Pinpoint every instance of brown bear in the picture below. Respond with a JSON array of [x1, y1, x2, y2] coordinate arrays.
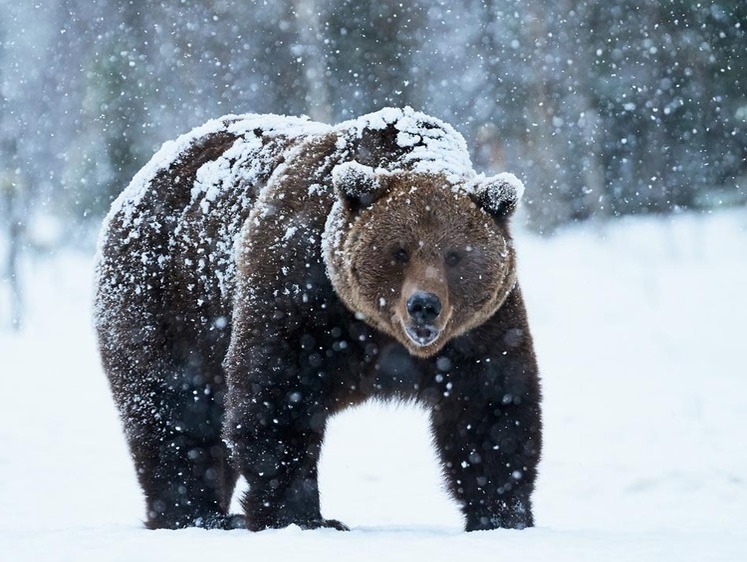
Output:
[[95, 107, 542, 532]]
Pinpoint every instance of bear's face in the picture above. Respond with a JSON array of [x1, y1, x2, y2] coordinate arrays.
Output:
[[324, 163, 522, 358]]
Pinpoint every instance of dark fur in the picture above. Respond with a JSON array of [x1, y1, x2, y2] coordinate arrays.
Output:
[[96, 112, 541, 532]]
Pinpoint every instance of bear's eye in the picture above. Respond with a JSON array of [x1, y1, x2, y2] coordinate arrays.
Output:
[[393, 248, 410, 264], [445, 251, 461, 267]]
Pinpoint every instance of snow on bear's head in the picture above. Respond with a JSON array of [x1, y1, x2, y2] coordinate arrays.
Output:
[[323, 161, 523, 358]]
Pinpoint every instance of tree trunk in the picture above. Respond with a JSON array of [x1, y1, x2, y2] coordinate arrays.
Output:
[[1, 169, 24, 331], [294, 0, 332, 123]]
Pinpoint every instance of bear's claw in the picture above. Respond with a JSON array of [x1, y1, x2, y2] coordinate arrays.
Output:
[[298, 518, 350, 531]]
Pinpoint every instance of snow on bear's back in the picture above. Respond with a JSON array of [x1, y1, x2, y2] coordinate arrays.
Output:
[[102, 113, 330, 236], [99, 107, 474, 254], [94, 114, 333, 329], [335, 106, 476, 186]]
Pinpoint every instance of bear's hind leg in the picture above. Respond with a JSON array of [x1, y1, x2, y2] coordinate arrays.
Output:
[[134, 424, 241, 530], [113, 359, 242, 530]]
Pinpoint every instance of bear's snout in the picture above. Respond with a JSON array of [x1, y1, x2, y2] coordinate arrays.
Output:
[[403, 291, 443, 347], [407, 291, 442, 325]]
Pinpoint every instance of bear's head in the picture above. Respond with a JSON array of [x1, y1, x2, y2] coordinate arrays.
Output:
[[323, 161, 523, 358]]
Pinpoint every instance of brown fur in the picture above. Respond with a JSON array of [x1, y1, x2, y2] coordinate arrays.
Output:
[[95, 109, 541, 532], [326, 172, 517, 358]]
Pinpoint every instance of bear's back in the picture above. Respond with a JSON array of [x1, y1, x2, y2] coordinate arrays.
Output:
[[95, 114, 332, 365]]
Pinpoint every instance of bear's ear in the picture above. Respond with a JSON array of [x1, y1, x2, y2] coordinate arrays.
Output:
[[470, 172, 525, 219], [332, 161, 389, 212]]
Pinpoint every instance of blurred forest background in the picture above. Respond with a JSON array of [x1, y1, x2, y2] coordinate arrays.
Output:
[[0, 0, 745, 328]]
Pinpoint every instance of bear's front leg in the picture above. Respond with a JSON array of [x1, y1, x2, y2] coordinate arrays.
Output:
[[230, 402, 347, 531], [224, 343, 348, 531], [429, 364, 542, 531]]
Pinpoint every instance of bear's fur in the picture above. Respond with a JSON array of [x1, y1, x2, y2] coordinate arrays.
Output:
[[95, 108, 541, 532]]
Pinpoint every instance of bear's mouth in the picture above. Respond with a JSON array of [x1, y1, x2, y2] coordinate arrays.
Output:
[[403, 324, 440, 347]]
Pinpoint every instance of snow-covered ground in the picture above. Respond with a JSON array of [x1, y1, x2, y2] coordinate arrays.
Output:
[[1, 209, 746, 561]]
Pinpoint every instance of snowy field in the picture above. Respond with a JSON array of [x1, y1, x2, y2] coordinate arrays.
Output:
[[1, 209, 746, 561]]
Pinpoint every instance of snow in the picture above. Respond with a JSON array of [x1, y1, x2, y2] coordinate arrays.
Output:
[[468, 171, 525, 214], [337, 106, 475, 184], [486, 171, 525, 203], [331, 161, 383, 198], [110, 107, 473, 241], [2, 209, 747, 561], [102, 112, 329, 237]]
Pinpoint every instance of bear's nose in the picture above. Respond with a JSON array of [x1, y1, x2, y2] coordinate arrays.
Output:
[[407, 292, 442, 325]]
